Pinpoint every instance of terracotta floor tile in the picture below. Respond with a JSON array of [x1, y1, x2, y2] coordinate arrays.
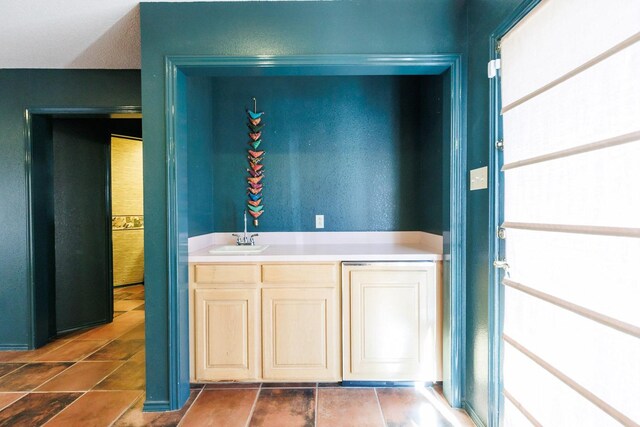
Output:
[[76, 322, 137, 341], [113, 389, 199, 427], [114, 300, 145, 312], [118, 323, 145, 341], [130, 350, 145, 363], [113, 310, 145, 325], [0, 363, 72, 392], [0, 393, 26, 410], [0, 340, 70, 363], [261, 382, 316, 388], [84, 339, 144, 361], [317, 388, 384, 427], [94, 359, 145, 390], [250, 388, 315, 427], [0, 392, 80, 427], [43, 390, 141, 427], [36, 361, 123, 392], [180, 389, 257, 427], [114, 311, 126, 318], [376, 388, 453, 427], [205, 382, 261, 389], [0, 364, 25, 379], [35, 340, 108, 362]]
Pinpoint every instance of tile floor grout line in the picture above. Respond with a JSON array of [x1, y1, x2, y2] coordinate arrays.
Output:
[[0, 363, 26, 382], [24, 361, 77, 392], [0, 392, 27, 412], [373, 388, 388, 427], [106, 389, 145, 427], [314, 383, 319, 427], [39, 390, 89, 426], [244, 385, 262, 427], [177, 386, 206, 426]]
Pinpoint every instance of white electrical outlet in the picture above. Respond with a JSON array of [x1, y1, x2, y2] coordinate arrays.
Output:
[[315, 214, 324, 229], [470, 166, 488, 191]]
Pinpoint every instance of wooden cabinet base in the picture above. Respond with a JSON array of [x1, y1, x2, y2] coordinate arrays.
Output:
[[194, 288, 260, 381], [342, 262, 442, 382], [262, 287, 340, 381]]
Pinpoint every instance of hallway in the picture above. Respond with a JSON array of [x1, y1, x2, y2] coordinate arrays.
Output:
[[0, 285, 473, 426]]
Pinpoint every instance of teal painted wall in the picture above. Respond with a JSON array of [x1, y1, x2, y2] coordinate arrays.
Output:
[[186, 75, 444, 236], [0, 70, 141, 348], [141, 0, 465, 409], [465, 0, 522, 424]]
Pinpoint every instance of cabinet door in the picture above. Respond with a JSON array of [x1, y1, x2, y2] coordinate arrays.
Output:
[[344, 268, 437, 381], [262, 287, 340, 381], [194, 288, 260, 381]]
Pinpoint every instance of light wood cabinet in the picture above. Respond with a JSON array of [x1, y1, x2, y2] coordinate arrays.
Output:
[[194, 288, 260, 381], [342, 262, 442, 381], [190, 262, 340, 382], [262, 287, 340, 381]]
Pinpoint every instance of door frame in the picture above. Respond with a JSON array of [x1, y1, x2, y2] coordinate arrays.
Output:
[[157, 54, 466, 410], [24, 106, 142, 348], [488, 2, 542, 426]]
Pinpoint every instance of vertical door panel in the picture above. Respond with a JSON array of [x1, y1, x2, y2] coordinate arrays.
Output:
[[53, 119, 111, 333], [262, 287, 340, 381], [194, 288, 259, 381]]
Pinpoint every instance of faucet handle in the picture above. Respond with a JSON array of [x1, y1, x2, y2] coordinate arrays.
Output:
[[250, 233, 259, 238]]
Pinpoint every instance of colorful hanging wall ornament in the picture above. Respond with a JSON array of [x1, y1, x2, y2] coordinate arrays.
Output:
[[246, 98, 265, 226]]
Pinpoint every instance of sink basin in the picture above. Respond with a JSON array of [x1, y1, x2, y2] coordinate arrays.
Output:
[[209, 245, 269, 254]]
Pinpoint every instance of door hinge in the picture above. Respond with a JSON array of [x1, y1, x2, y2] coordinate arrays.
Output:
[[493, 259, 510, 277], [487, 59, 501, 78], [497, 227, 506, 240], [496, 139, 504, 151], [496, 40, 502, 53]]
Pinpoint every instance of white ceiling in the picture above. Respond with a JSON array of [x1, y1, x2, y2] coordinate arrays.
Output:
[[0, 0, 243, 69]]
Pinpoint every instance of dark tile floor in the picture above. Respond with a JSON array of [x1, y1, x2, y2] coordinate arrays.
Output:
[[0, 285, 475, 426]]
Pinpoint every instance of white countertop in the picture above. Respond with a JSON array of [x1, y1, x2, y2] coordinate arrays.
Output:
[[188, 231, 443, 263]]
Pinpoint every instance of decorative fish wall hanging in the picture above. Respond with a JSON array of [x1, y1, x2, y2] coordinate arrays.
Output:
[[246, 98, 265, 226]]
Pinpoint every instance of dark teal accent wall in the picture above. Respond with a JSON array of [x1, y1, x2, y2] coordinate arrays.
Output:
[[141, 0, 465, 410], [0, 70, 140, 349], [465, 1, 522, 424], [186, 75, 443, 236]]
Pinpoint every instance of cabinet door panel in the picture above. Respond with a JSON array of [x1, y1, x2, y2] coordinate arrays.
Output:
[[344, 268, 437, 381], [262, 287, 340, 381], [195, 288, 259, 381]]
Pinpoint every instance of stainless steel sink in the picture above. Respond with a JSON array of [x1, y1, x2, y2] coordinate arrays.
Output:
[[208, 245, 269, 254]]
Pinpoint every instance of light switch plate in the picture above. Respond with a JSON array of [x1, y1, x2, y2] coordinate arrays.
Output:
[[470, 166, 488, 191], [315, 214, 324, 229]]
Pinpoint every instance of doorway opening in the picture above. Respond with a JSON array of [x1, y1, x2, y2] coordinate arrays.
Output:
[[155, 54, 466, 410], [25, 108, 143, 348]]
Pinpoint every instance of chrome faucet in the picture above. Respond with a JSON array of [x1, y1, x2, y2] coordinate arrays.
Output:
[[233, 210, 258, 246]]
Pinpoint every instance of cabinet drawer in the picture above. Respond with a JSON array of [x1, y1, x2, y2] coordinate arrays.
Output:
[[194, 264, 259, 284], [262, 264, 337, 285]]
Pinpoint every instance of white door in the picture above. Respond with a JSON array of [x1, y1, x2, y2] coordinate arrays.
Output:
[[497, 1, 640, 425]]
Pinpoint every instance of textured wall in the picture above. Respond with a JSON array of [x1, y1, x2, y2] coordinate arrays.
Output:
[[0, 70, 140, 347], [465, 0, 523, 424], [186, 75, 444, 236], [141, 0, 465, 409]]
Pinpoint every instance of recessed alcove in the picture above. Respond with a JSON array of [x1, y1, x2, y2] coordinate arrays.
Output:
[[161, 55, 465, 411], [180, 69, 448, 236]]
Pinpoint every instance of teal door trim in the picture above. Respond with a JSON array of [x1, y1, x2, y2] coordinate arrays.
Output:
[[488, 2, 541, 426], [159, 54, 466, 411], [24, 106, 142, 349]]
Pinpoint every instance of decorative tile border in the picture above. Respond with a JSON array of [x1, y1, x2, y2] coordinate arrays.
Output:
[[112, 215, 144, 230]]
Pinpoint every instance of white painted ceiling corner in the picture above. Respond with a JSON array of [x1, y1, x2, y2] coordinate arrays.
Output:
[[0, 0, 233, 69]]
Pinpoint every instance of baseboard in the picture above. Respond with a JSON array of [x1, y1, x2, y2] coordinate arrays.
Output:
[[0, 344, 29, 351], [341, 381, 435, 388], [143, 400, 171, 412], [464, 402, 486, 427]]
